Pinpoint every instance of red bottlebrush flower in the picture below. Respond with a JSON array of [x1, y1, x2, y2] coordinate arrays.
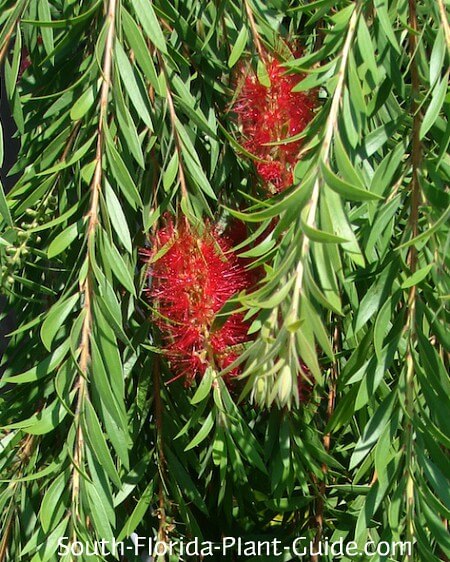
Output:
[[143, 219, 255, 385], [233, 55, 316, 192]]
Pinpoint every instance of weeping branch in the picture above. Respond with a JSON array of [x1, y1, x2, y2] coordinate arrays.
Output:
[[292, 6, 361, 558], [71, 0, 117, 525], [291, 2, 360, 314], [404, 0, 422, 556]]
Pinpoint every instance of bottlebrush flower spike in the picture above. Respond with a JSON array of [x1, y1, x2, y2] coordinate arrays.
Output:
[[233, 54, 316, 192], [143, 219, 255, 385]]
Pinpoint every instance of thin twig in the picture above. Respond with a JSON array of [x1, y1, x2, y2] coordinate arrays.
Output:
[[311, 321, 338, 560], [436, 0, 450, 51], [156, 52, 188, 200], [0, 435, 35, 562], [153, 357, 168, 544], [0, 506, 14, 562], [243, 0, 266, 63], [0, 3, 27, 67]]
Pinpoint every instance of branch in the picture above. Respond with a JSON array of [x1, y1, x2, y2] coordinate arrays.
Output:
[[405, 0, 422, 556], [291, 3, 360, 315], [295, 7, 361, 559], [71, 0, 117, 525]]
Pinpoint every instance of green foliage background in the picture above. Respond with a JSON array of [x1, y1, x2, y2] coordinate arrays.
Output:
[[0, 0, 449, 560]]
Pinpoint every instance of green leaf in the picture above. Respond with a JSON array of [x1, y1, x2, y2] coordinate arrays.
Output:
[[29, 200, 84, 233], [401, 263, 433, 289], [321, 161, 383, 201], [357, 17, 379, 84], [163, 151, 179, 192], [0, 179, 12, 226], [39, 472, 68, 533], [350, 392, 397, 469], [334, 132, 365, 189], [418, 452, 450, 512], [91, 337, 128, 430], [114, 80, 146, 169], [363, 117, 404, 156], [374, 297, 392, 360], [121, 7, 161, 94], [228, 27, 248, 68], [185, 410, 215, 451], [420, 75, 448, 139], [4, 394, 75, 434], [430, 28, 445, 87], [94, 304, 125, 401], [247, 275, 296, 309], [84, 399, 122, 489], [229, 419, 267, 474], [374, 0, 401, 54], [301, 298, 334, 361], [101, 232, 136, 296], [70, 86, 96, 120], [191, 367, 214, 404], [40, 294, 78, 351], [354, 260, 397, 332], [369, 141, 405, 196], [47, 221, 82, 258], [322, 185, 365, 266], [115, 41, 153, 130], [104, 181, 132, 253], [116, 480, 155, 541], [86, 481, 114, 542], [179, 134, 217, 200], [131, 0, 167, 54], [38, 0, 55, 60], [301, 218, 348, 243], [421, 498, 450, 554], [396, 205, 450, 250], [297, 322, 323, 385], [36, 135, 96, 176], [105, 127, 143, 209], [165, 447, 208, 513], [257, 59, 271, 87], [2, 341, 70, 384], [21, 0, 102, 28], [29, 517, 69, 562]]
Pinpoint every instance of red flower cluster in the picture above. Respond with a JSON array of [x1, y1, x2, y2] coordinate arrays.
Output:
[[233, 57, 316, 192], [144, 220, 255, 385]]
